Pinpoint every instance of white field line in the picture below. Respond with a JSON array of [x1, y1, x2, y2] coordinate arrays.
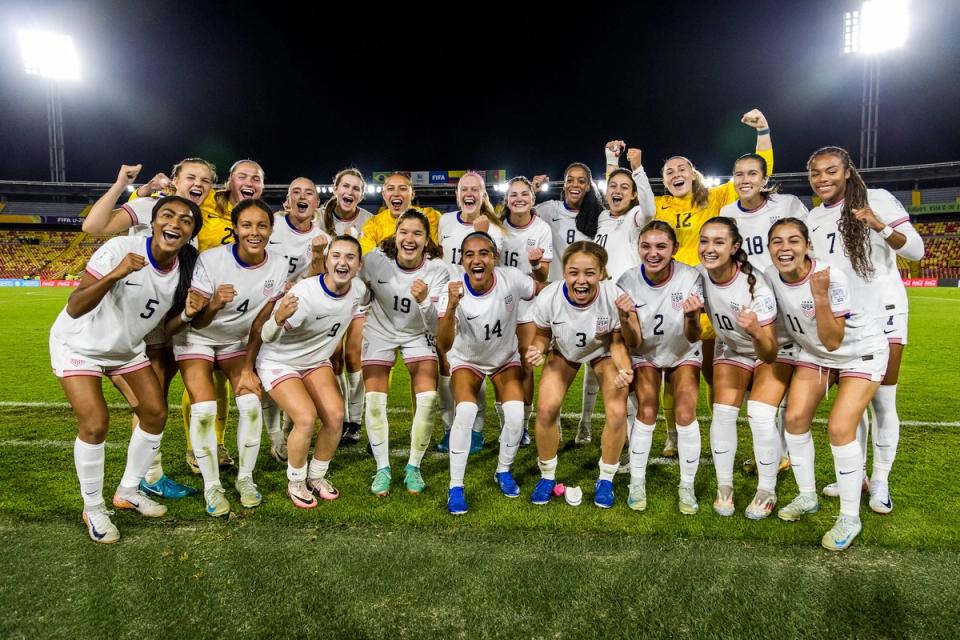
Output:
[[0, 401, 957, 428]]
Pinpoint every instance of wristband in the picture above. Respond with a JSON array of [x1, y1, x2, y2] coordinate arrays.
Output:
[[757, 127, 770, 135], [180, 309, 194, 323], [880, 225, 894, 239], [604, 149, 620, 166], [261, 315, 283, 342]]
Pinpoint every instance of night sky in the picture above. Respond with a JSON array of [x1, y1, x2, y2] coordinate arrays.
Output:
[[1, 0, 958, 185]]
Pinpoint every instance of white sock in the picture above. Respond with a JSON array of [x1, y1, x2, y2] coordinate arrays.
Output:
[[579, 367, 599, 427], [871, 384, 899, 485], [856, 410, 869, 471], [626, 393, 638, 430], [438, 374, 454, 430], [785, 431, 816, 495], [710, 404, 739, 487], [676, 421, 701, 485], [189, 400, 220, 490], [832, 441, 863, 519], [144, 449, 164, 485], [523, 404, 532, 430], [335, 372, 346, 399], [538, 455, 558, 481], [74, 438, 105, 508], [629, 421, 655, 483], [494, 402, 504, 431], [118, 426, 163, 493], [496, 400, 524, 472], [364, 391, 390, 469], [281, 412, 293, 438], [308, 458, 330, 481], [777, 398, 788, 457], [449, 402, 477, 488], [408, 391, 437, 467], [473, 380, 487, 433], [747, 400, 780, 493], [263, 397, 284, 450], [346, 371, 364, 424], [235, 393, 262, 480], [287, 463, 307, 482], [598, 460, 618, 482]]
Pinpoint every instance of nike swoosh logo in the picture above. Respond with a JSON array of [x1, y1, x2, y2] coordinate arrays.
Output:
[[451, 449, 467, 455], [268, 240, 281, 244], [552, 321, 566, 325], [685, 458, 698, 464], [875, 443, 891, 448], [660, 205, 670, 210], [839, 469, 857, 475], [84, 489, 99, 496], [758, 460, 776, 466], [151, 444, 161, 451], [883, 329, 895, 334], [369, 440, 384, 448], [244, 442, 258, 448], [124, 281, 141, 287], [551, 217, 562, 222], [881, 498, 892, 508], [812, 226, 821, 232], [441, 235, 452, 240], [89, 522, 107, 540], [713, 450, 730, 455], [466, 315, 480, 320], [377, 280, 389, 284], [635, 303, 647, 308]]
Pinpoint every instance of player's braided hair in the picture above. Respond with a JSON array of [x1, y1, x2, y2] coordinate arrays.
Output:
[[380, 209, 443, 261], [150, 196, 202, 320], [702, 217, 756, 299], [807, 146, 875, 280], [319, 168, 366, 237]]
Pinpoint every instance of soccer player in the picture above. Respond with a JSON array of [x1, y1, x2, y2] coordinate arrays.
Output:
[[436, 172, 508, 454], [530, 164, 606, 443], [499, 177, 553, 445], [176, 198, 297, 516], [358, 173, 442, 254], [51, 196, 202, 543], [318, 168, 374, 445], [615, 221, 705, 514], [358, 209, 449, 496], [436, 232, 541, 514], [526, 242, 633, 508], [619, 110, 773, 458], [250, 236, 367, 509], [766, 218, 888, 551], [805, 147, 924, 514], [696, 217, 794, 519], [81, 160, 216, 498]]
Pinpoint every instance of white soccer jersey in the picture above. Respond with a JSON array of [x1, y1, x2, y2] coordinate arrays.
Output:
[[50, 236, 181, 359], [360, 250, 450, 340], [257, 274, 367, 370], [322, 207, 374, 238], [533, 279, 621, 364], [536, 200, 591, 281], [120, 197, 159, 238], [807, 188, 916, 319], [616, 261, 704, 368], [721, 193, 808, 272], [698, 263, 778, 359], [438, 210, 505, 277], [500, 214, 554, 274], [438, 267, 537, 369], [267, 214, 329, 280], [594, 205, 650, 282], [765, 260, 886, 366], [186, 244, 291, 347]]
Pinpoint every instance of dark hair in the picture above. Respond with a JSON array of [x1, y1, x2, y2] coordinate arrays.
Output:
[[561, 240, 608, 279], [459, 231, 499, 262], [662, 156, 710, 210], [151, 196, 202, 320], [379, 208, 442, 260], [320, 168, 366, 236], [639, 219, 678, 247], [734, 153, 780, 202], [806, 146, 874, 279], [563, 163, 604, 238], [701, 217, 757, 299], [230, 198, 274, 229], [767, 217, 810, 243], [606, 168, 640, 211], [328, 233, 363, 258]]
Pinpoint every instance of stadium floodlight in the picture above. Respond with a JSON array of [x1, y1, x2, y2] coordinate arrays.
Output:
[[597, 179, 607, 193], [842, 1, 909, 168], [540, 183, 549, 193], [366, 185, 375, 195], [18, 29, 80, 81], [18, 29, 80, 183]]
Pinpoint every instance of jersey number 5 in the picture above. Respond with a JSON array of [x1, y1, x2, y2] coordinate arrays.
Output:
[[140, 298, 160, 319]]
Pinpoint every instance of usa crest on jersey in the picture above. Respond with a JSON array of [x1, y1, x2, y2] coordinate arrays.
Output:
[[801, 299, 815, 319], [596, 316, 610, 335], [671, 292, 684, 311], [263, 279, 275, 298]]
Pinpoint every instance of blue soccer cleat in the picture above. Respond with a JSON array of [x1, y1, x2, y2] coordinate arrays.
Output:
[[447, 486, 468, 515], [530, 478, 556, 505], [594, 479, 615, 508], [494, 471, 520, 498], [139, 474, 198, 500]]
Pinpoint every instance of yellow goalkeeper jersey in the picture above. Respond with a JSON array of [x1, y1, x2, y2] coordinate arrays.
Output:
[[359, 206, 442, 255]]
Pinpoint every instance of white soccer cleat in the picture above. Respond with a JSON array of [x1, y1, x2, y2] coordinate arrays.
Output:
[[777, 493, 819, 522], [112, 490, 167, 518], [82, 506, 120, 544], [678, 484, 699, 515], [574, 422, 592, 444], [868, 481, 894, 514], [821, 515, 863, 551]]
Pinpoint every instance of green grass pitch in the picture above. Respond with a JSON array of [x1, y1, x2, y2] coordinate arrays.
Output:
[[1, 287, 959, 638]]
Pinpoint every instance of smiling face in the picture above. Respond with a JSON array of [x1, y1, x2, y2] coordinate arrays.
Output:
[[563, 251, 604, 305], [228, 161, 264, 203], [286, 178, 319, 223], [151, 200, 197, 253], [460, 235, 497, 290], [807, 153, 850, 206], [173, 162, 214, 205], [768, 221, 811, 278], [383, 175, 414, 216], [733, 157, 767, 204], [235, 205, 272, 258], [394, 216, 428, 264], [639, 229, 677, 278], [334, 174, 365, 214], [563, 166, 589, 208], [662, 157, 694, 198], [325, 238, 362, 289], [456, 174, 486, 217], [698, 223, 737, 273], [505, 180, 534, 217], [606, 172, 636, 215]]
